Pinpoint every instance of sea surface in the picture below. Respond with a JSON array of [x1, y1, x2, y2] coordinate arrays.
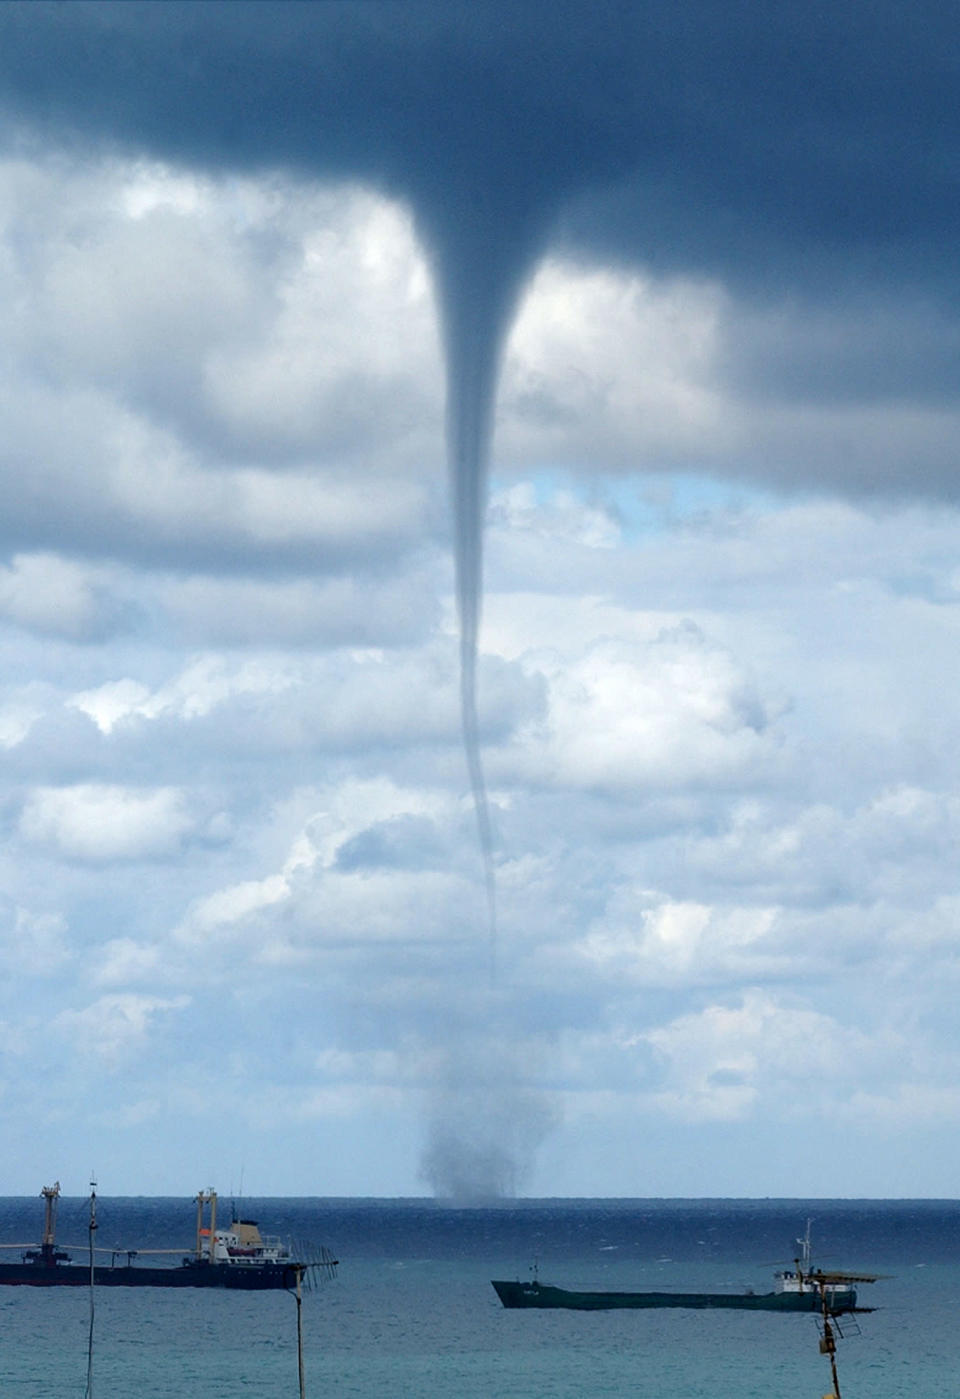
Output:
[[0, 1197, 957, 1399]]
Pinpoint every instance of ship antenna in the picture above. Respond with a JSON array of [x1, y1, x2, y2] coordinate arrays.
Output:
[[84, 1175, 98, 1399], [800, 1217, 814, 1271]]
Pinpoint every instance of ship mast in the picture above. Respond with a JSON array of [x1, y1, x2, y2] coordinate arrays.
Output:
[[798, 1218, 813, 1273], [195, 1189, 218, 1263], [40, 1182, 60, 1254]]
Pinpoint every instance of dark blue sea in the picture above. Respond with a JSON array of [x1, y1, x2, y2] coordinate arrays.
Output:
[[0, 1197, 957, 1398]]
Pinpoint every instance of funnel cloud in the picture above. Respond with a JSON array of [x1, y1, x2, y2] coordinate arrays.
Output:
[[417, 193, 557, 953]]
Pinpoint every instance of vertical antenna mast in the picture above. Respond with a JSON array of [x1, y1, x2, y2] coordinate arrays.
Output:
[[817, 1277, 842, 1399], [84, 1176, 97, 1399], [293, 1263, 306, 1399]]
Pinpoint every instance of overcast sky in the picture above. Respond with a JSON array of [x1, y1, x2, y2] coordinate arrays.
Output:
[[1, 2, 960, 1198]]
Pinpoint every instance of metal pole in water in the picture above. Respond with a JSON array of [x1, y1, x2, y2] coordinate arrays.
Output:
[[295, 1264, 306, 1399], [816, 1277, 841, 1399], [84, 1177, 97, 1399]]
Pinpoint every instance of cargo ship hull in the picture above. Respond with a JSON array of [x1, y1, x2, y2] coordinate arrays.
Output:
[[0, 1260, 299, 1289], [491, 1280, 860, 1313]]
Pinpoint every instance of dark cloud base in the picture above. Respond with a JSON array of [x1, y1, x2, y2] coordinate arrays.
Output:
[[1, 0, 958, 469]]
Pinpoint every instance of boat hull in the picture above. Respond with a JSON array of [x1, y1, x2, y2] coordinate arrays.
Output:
[[0, 1261, 299, 1289], [491, 1280, 859, 1313]]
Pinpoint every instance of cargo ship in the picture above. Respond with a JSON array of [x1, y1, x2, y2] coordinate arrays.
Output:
[[492, 1223, 877, 1314], [0, 1183, 336, 1289]]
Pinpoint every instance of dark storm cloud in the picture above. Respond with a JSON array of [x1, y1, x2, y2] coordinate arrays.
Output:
[[2, 2, 958, 663], [1, 0, 957, 442], [2, 3, 956, 278]]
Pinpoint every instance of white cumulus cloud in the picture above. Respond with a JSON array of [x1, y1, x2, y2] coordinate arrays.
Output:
[[19, 784, 194, 861], [55, 993, 190, 1067]]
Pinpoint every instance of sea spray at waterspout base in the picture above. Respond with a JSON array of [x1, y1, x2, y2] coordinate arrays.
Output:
[[418, 1032, 561, 1200]]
